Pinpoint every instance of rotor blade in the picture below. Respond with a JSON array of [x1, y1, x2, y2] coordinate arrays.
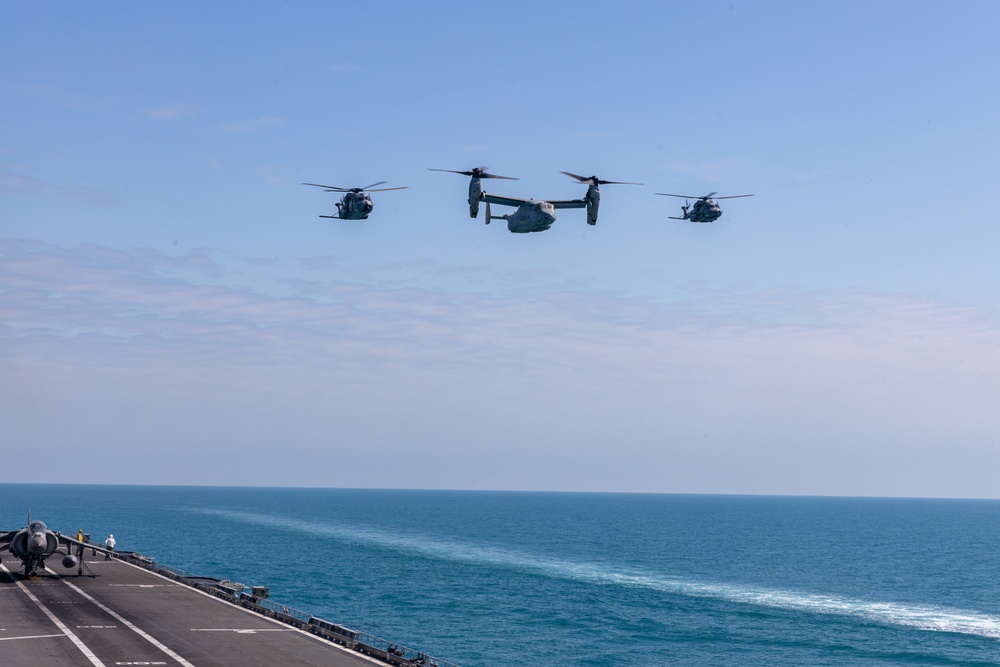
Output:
[[715, 194, 756, 199], [430, 167, 518, 180], [428, 168, 475, 176], [359, 181, 388, 191], [472, 166, 518, 180], [562, 172, 642, 186], [365, 186, 408, 192], [303, 182, 350, 191], [655, 193, 700, 199]]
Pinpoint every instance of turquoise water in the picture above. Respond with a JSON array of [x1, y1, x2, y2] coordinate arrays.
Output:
[[2, 485, 999, 666]]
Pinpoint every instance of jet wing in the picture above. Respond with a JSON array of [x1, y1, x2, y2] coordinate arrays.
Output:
[[548, 199, 587, 209], [481, 193, 531, 208], [59, 533, 112, 554], [0, 530, 15, 550]]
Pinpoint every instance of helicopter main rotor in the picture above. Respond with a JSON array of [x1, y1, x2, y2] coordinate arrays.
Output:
[[656, 192, 754, 201], [302, 182, 408, 193]]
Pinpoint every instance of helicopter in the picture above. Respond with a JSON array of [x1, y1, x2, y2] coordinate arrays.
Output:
[[303, 181, 407, 220], [656, 192, 754, 223], [431, 168, 641, 233]]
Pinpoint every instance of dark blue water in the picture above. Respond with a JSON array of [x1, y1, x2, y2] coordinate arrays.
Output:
[[2, 485, 999, 666]]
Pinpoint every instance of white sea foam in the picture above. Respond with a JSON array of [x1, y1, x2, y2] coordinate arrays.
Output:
[[190, 507, 1000, 640]]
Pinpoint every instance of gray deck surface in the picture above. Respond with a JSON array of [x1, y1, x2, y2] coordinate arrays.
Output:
[[0, 555, 377, 666]]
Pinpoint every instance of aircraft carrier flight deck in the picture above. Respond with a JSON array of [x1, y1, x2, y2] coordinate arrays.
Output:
[[0, 548, 453, 667]]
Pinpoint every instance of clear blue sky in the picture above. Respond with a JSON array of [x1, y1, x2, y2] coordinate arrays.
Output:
[[3, 1, 1000, 497]]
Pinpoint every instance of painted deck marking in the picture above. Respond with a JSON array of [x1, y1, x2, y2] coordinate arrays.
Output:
[[1, 564, 106, 666], [191, 628, 295, 634], [53, 570, 197, 667]]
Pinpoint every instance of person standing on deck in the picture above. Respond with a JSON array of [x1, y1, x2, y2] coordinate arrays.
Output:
[[104, 534, 115, 560]]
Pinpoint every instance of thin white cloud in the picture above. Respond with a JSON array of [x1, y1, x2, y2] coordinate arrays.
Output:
[[221, 116, 283, 133], [261, 168, 285, 185], [147, 103, 200, 120], [4, 238, 999, 375], [0, 170, 44, 195], [0, 170, 117, 204], [4, 238, 1000, 494], [55, 185, 119, 208]]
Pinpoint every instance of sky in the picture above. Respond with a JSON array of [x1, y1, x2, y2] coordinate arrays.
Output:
[[3, 1, 1000, 497]]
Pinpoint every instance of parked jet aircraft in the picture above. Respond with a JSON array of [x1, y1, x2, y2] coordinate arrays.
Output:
[[1, 518, 111, 578]]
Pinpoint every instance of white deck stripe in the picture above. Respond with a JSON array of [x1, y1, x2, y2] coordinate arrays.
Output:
[[1, 564, 106, 666], [191, 628, 294, 633], [111, 557, 386, 665], [51, 571, 197, 667], [0, 633, 67, 641]]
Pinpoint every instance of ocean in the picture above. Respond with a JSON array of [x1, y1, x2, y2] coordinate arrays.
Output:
[[2, 485, 998, 666]]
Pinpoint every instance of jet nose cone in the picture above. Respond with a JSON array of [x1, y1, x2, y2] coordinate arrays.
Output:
[[28, 533, 47, 554]]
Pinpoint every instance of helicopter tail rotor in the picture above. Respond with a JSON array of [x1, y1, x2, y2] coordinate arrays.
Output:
[[666, 202, 690, 220]]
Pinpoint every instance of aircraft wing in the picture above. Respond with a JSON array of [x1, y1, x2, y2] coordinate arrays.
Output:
[[481, 193, 530, 208], [49, 533, 114, 555], [58, 533, 115, 556], [548, 199, 587, 209], [0, 530, 15, 550]]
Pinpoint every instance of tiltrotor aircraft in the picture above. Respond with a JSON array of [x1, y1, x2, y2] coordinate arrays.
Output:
[[303, 181, 407, 220], [656, 192, 755, 223], [0, 518, 107, 578], [431, 167, 641, 233]]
